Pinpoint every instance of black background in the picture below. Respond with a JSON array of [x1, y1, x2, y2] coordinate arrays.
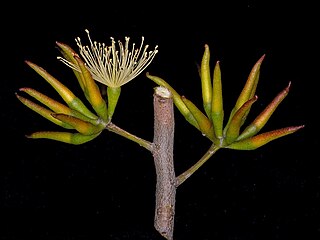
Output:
[[1, 1, 318, 240]]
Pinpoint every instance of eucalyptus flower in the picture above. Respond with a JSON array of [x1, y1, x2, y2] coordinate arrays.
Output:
[[58, 29, 158, 120]]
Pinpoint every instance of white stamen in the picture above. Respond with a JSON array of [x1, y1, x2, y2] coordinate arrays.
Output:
[[59, 29, 158, 88]]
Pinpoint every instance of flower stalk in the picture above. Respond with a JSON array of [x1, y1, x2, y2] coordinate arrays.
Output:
[[106, 87, 121, 121]]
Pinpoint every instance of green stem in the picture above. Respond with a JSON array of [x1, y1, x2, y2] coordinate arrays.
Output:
[[176, 143, 220, 187], [106, 122, 153, 152]]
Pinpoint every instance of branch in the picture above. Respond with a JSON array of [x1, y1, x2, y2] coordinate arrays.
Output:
[[106, 122, 153, 151], [176, 144, 220, 187], [152, 86, 176, 240]]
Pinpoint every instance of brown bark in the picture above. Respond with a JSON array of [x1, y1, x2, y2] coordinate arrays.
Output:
[[152, 87, 176, 240]]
